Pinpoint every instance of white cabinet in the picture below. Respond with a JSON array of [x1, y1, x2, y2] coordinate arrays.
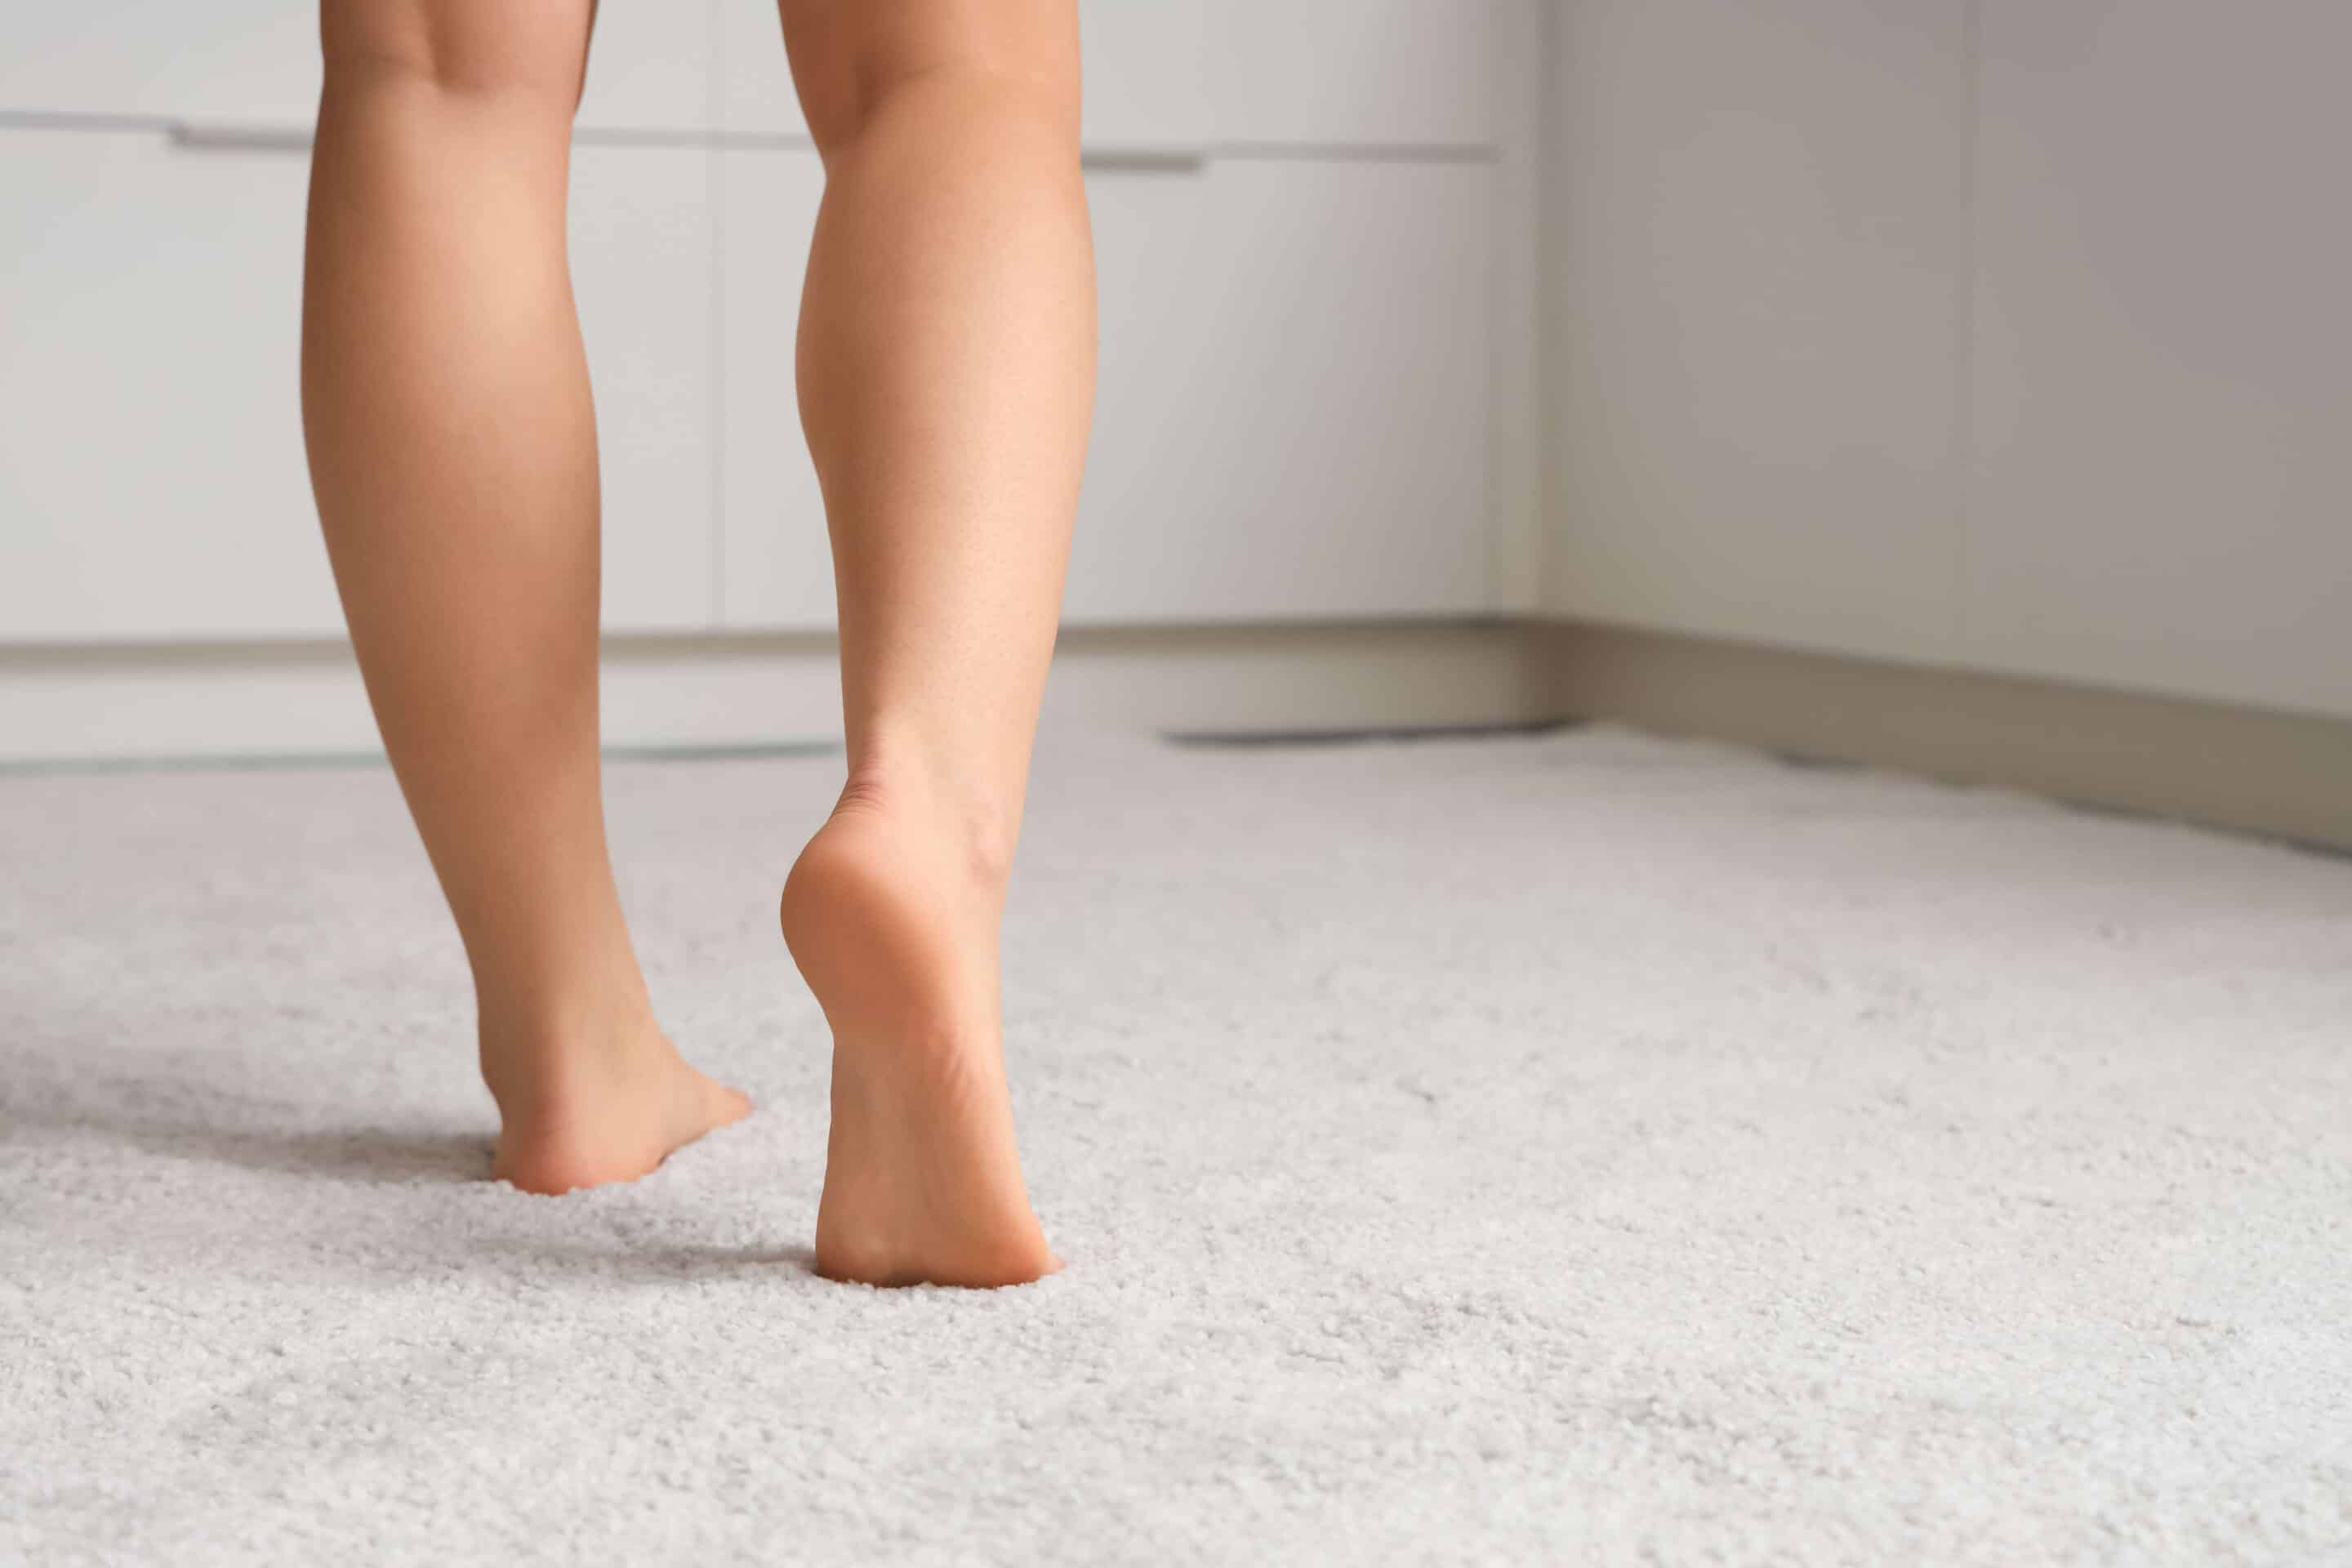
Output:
[[1966, 0, 2352, 719], [1, 5, 1512, 650], [0, 128, 334, 639], [0, 1, 713, 134], [0, 129, 713, 640], [1540, 0, 1972, 664], [1068, 159, 1494, 621], [715, 149, 833, 628], [570, 146, 721, 631]]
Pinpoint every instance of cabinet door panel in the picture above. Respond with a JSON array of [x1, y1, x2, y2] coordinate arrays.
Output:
[[0, 129, 333, 639], [1967, 0, 2352, 718], [572, 147, 721, 631], [0, 132, 714, 642], [0, 3, 318, 124], [715, 149, 833, 629], [577, 0, 716, 133], [1067, 161, 1493, 621], [1205, 0, 1494, 148]]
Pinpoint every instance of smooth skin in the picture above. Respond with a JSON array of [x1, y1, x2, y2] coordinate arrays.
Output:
[[301, 0, 1091, 1288]]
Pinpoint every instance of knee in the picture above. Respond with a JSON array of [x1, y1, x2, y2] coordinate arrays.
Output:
[[318, 0, 593, 110], [776, 0, 1080, 158]]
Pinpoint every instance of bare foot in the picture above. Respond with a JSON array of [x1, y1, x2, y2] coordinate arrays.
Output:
[[488, 1026, 751, 1196], [782, 795, 1058, 1288]]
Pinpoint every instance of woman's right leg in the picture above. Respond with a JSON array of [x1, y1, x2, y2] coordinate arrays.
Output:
[[773, 1, 1094, 1288], [302, 0, 746, 1194]]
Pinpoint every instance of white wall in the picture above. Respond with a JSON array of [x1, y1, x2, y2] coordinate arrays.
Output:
[[1539, 0, 2352, 723]]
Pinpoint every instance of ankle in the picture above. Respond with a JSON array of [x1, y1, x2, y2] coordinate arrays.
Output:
[[831, 751, 1022, 896], [474, 991, 670, 1118]]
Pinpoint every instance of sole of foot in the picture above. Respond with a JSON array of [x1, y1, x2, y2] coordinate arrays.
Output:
[[490, 1045, 752, 1197], [782, 802, 1059, 1289]]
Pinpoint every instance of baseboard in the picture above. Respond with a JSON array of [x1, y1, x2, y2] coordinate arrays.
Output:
[[0, 621, 1548, 766], [7, 618, 2345, 854], [1530, 620, 2352, 854]]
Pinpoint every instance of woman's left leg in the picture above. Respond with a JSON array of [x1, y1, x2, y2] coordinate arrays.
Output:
[[302, 0, 749, 1194]]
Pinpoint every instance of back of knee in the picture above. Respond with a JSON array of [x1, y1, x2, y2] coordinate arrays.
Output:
[[319, 0, 592, 109], [778, 2, 1080, 158]]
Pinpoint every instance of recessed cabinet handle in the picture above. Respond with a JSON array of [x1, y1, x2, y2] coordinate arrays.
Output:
[[166, 122, 314, 153], [1079, 147, 1208, 174]]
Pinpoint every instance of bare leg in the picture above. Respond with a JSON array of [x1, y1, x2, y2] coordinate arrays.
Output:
[[302, 0, 747, 1193], [773, 2, 1094, 1286]]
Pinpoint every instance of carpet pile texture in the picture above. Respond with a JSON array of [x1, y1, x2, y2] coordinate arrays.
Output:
[[3, 725, 2347, 1564]]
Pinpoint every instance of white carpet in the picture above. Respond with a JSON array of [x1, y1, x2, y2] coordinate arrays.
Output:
[[3, 724, 2348, 1565]]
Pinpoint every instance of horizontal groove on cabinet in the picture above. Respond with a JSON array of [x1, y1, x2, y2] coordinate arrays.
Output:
[[0, 109, 178, 134], [1077, 149, 1207, 173], [165, 122, 309, 151], [1204, 141, 1499, 164]]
